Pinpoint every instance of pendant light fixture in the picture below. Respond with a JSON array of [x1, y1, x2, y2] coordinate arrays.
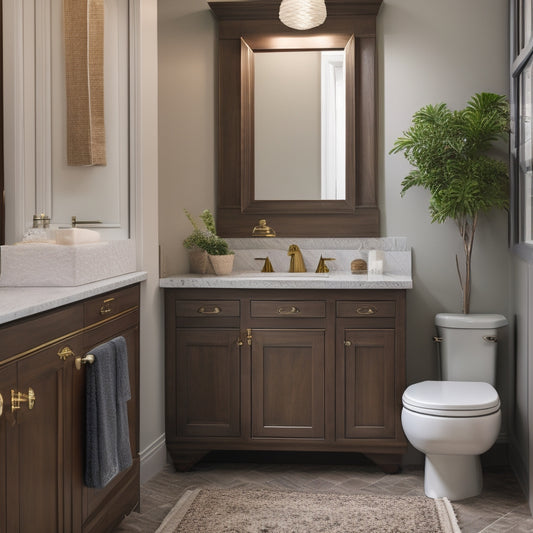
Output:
[[279, 0, 327, 31]]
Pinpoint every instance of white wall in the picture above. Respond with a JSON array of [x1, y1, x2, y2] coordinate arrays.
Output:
[[131, 0, 165, 483], [158, 0, 218, 277], [158, 0, 511, 464]]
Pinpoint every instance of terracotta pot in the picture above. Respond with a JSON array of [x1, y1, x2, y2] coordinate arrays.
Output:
[[208, 254, 234, 275], [188, 249, 209, 274]]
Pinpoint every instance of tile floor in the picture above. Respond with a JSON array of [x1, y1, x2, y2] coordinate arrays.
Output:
[[114, 455, 533, 532]]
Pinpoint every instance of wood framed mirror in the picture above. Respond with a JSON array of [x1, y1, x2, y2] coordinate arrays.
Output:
[[209, 0, 382, 237]]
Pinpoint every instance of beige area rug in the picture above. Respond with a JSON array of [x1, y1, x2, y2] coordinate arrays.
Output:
[[155, 488, 461, 533]]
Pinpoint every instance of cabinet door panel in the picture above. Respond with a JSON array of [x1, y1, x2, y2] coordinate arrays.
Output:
[[0, 364, 17, 533], [252, 329, 325, 439], [338, 329, 395, 439], [80, 320, 140, 526], [175, 329, 241, 437], [17, 338, 80, 533]]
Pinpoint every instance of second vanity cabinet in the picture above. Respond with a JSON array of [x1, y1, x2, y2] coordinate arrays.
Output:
[[0, 284, 140, 533], [165, 288, 407, 472]]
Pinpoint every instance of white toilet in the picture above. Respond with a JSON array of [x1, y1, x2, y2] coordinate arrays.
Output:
[[401, 313, 507, 501]]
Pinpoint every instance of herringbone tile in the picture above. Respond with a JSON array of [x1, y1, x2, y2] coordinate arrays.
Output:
[[113, 459, 532, 532]]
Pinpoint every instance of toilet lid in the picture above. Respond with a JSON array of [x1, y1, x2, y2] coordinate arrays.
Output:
[[402, 381, 500, 417]]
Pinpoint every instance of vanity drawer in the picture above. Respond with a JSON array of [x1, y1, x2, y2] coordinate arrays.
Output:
[[84, 285, 140, 326], [250, 300, 326, 318], [175, 300, 240, 318], [336, 301, 395, 318], [0, 303, 84, 361]]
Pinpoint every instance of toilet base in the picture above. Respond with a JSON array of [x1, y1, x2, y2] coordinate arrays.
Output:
[[424, 453, 482, 501]]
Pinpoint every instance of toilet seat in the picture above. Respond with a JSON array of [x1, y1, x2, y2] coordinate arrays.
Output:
[[402, 380, 500, 417]]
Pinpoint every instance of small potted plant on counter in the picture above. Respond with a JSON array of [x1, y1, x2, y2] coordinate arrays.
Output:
[[183, 209, 234, 275], [390, 92, 509, 313]]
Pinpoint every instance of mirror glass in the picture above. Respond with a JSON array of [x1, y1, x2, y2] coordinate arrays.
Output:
[[254, 50, 346, 201]]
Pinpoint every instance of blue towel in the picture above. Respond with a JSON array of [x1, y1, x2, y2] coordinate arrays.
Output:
[[85, 336, 133, 489]]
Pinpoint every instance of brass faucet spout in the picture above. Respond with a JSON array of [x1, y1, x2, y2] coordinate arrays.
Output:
[[287, 244, 306, 272]]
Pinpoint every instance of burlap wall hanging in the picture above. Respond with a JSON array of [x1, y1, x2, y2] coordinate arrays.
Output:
[[63, 0, 106, 166]]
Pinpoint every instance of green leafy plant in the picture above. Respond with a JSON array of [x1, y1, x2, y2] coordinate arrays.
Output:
[[390, 92, 509, 313], [183, 209, 233, 256]]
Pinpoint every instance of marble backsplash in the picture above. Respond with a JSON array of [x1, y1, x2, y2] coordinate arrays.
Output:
[[226, 237, 411, 275]]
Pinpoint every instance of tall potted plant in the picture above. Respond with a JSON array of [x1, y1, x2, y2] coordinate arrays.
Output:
[[390, 92, 509, 313]]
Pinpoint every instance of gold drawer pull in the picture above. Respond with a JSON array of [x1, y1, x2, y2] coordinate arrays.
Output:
[[197, 306, 221, 315], [100, 298, 115, 316], [277, 306, 301, 315], [58, 346, 75, 360], [356, 306, 377, 315], [11, 388, 35, 412], [75, 354, 95, 371]]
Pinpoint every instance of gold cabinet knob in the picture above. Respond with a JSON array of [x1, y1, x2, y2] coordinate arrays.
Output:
[[0, 393, 3, 417], [344, 340, 352, 347], [11, 388, 35, 412]]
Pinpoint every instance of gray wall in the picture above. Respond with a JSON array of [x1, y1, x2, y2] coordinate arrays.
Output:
[[378, 0, 510, 461], [158, 0, 511, 464]]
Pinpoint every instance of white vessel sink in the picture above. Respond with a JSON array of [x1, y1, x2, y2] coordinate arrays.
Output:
[[0, 240, 136, 287]]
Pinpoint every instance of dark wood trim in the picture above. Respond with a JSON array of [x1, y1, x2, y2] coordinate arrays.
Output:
[[210, 0, 382, 238], [209, 0, 383, 20]]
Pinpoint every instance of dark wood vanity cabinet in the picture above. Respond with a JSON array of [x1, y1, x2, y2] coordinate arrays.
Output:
[[0, 284, 140, 533], [165, 288, 407, 472]]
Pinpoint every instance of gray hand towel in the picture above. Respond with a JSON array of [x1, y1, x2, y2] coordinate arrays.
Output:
[[85, 336, 133, 489]]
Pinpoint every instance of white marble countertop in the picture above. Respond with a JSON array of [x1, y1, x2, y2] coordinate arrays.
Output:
[[160, 271, 413, 290], [0, 272, 147, 325]]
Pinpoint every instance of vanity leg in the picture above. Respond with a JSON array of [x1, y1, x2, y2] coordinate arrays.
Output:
[[364, 453, 402, 474], [169, 450, 210, 472]]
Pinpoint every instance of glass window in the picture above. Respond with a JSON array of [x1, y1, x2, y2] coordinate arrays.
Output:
[[519, 55, 533, 243], [520, 0, 533, 50]]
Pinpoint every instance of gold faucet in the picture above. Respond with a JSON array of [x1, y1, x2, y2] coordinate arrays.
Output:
[[315, 256, 335, 273], [288, 244, 306, 272]]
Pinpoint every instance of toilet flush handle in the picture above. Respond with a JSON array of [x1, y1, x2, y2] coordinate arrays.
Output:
[[482, 335, 498, 343]]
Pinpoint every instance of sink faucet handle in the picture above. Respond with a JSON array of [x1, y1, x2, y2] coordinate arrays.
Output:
[[254, 257, 274, 272], [315, 255, 335, 273]]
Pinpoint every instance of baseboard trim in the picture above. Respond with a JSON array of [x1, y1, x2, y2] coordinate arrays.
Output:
[[509, 439, 528, 498], [140, 433, 167, 484]]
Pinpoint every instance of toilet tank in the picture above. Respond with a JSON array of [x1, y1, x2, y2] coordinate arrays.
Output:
[[435, 313, 508, 385]]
